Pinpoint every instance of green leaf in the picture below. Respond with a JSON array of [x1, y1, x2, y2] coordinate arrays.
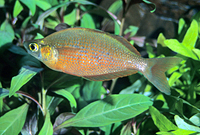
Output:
[[0, 88, 9, 98], [0, 0, 5, 7], [9, 66, 43, 97], [157, 128, 197, 135], [171, 128, 197, 135], [174, 115, 200, 132], [20, 0, 36, 15], [114, 21, 120, 35], [146, 43, 155, 58], [82, 81, 106, 101], [34, 33, 44, 39], [157, 33, 166, 47], [0, 104, 29, 135], [168, 72, 182, 87], [164, 39, 198, 60], [182, 20, 198, 50], [46, 95, 63, 115], [107, 0, 122, 16], [0, 20, 14, 47], [54, 89, 77, 109], [124, 26, 139, 37], [55, 94, 152, 129], [178, 18, 185, 35], [13, 0, 23, 17], [192, 48, 200, 60], [189, 113, 200, 126], [120, 77, 146, 94], [36, 0, 120, 30], [149, 106, 178, 131], [35, 0, 51, 10], [39, 111, 53, 135], [64, 9, 77, 26], [81, 13, 95, 29]]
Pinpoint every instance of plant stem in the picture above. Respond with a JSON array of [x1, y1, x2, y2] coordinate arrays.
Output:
[[16, 91, 44, 115], [40, 72, 47, 116], [42, 87, 47, 116]]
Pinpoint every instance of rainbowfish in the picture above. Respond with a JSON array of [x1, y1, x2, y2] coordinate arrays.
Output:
[[23, 27, 182, 95]]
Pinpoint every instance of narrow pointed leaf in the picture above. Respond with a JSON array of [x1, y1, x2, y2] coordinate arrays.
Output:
[[39, 111, 53, 135], [182, 20, 198, 49], [178, 18, 185, 34], [149, 106, 178, 131], [54, 89, 77, 109], [0, 104, 29, 135], [82, 81, 106, 101], [56, 94, 152, 129], [13, 0, 23, 17], [9, 66, 43, 97]]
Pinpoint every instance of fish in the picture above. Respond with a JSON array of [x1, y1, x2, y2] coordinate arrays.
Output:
[[23, 27, 182, 95]]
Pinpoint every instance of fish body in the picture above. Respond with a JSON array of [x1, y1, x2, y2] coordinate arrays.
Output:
[[23, 27, 182, 95]]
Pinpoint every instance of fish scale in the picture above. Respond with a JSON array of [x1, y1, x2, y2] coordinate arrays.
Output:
[[23, 27, 182, 95]]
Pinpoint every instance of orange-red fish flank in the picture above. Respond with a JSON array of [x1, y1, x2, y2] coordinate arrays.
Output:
[[23, 27, 182, 95]]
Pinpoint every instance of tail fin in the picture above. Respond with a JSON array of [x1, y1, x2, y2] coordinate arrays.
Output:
[[143, 57, 182, 95]]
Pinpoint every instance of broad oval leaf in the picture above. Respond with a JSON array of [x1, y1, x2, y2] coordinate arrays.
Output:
[[0, 103, 29, 135], [82, 81, 106, 101], [55, 94, 152, 130], [9, 66, 43, 97], [0, 20, 14, 48], [39, 111, 53, 135], [81, 13, 96, 29]]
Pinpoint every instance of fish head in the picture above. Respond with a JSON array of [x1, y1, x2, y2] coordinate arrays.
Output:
[[23, 39, 58, 64]]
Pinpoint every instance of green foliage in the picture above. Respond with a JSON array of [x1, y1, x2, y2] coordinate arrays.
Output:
[[0, 0, 200, 135], [0, 104, 29, 135], [56, 94, 152, 129]]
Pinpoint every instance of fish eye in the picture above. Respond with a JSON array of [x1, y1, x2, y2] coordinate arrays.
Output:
[[29, 43, 39, 52]]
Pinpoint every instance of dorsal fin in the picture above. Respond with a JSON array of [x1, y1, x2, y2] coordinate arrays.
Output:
[[85, 28, 141, 56], [109, 34, 141, 56]]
